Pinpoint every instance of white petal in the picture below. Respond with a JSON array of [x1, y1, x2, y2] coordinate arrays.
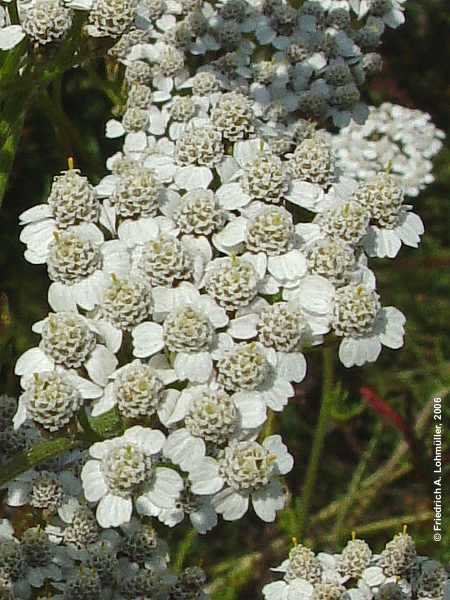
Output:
[[135, 495, 160, 517], [233, 393, 267, 428], [252, 480, 285, 521], [228, 314, 259, 339], [163, 429, 205, 470], [81, 461, 108, 502], [212, 488, 249, 520], [189, 457, 223, 495], [190, 504, 218, 534], [294, 275, 334, 316], [145, 467, 183, 508], [65, 372, 103, 399], [19, 204, 52, 224], [287, 181, 324, 210], [216, 183, 250, 210], [102, 240, 130, 277], [378, 307, 405, 349], [0, 25, 26, 51], [263, 435, 293, 474], [124, 131, 147, 153], [175, 166, 213, 190], [91, 384, 116, 417], [234, 139, 263, 166], [263, 581, 289, 600], [123, 426, 165, 455], [96, 175, 118, 197], [268, 250, 307, 282], [174, 352, 212, 383], [85, 345, 118, 386], [212, 218, 246, 250], [105, 119, 125, 138], [20, 218, 55, 249], [276, 352, 306, 383], [89, 319, 122, 353], [7, 482, 30, 507], [118, 218, 159, 246], [132, 322, 165, 357], [339, 337, 381, 368], [48, 283, 77, 312], [96, 494, 132, 528], [73, 271, 107, 310], [15, 347, 54, 377], [364, 227, 401, 259]]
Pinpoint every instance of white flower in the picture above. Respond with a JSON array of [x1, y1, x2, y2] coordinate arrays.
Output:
[[263, 578, 314, 600], [81, 426, 183, 528], [329, 282, 406, 367], [90, 356, 178, 418], [215, 339, 294, 411], [0, 0, 73, 50], [132, 283, 228, 383], [15, 312, 119, 387], [333, 103, 445, 198], [156, 481, 218, 534], [14, 370, 102, 431], [213, 202, 308, 289], [352, 0, 406, 28], [188, 435, 293, 522], [5, 469, 81, 511], [21, 222, 130, 311], [161, 382, 267, 468], [228, 299, 310, 383]]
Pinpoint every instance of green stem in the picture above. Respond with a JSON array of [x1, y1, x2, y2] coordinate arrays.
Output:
[[333, 421, 383, 544], [174, 529, 198, 571], [0, 104, 27, 206], [297, 346, 335, 539], [0, 437, 84, 488], [343, 513, 434, 538]]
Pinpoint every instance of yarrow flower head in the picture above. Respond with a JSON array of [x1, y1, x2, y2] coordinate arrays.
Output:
[[241, 153, 289, 204], [135, 234, 194, 286], [21, 0, 73, 46], [205, 257, 259, 311], [263, 532, 446, 600], [81, 426, 183, 528], [19, 372, 82, 432], [48, 169, 99, 228], [39, 312, 96, 368], [87, 0, 139, 38]]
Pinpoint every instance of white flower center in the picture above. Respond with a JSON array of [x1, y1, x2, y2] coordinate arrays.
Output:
[[332, 284, 381, 338], [220, 441, 276, 491], [163, 307, 215, 352], [102, 442, 153, 497]]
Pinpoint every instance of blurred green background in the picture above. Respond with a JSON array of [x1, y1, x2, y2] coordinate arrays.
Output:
[[0, 2, 449, 597]]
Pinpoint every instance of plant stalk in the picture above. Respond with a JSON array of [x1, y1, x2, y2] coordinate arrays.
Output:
[[297, 346, 335, 538]]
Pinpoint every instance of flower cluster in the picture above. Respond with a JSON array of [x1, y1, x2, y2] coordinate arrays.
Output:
[[2, 0, 407, 127], [0, 517, 211, 600], [333, 103, 445, 197], [0, 2, 445, 600], [11, 2, 431, 537], [263, 532, 449, 600]]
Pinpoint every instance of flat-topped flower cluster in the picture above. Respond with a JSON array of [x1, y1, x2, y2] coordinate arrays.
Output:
[[0, 515, 211, 600], [2, 1, 442, 598], [333, 103, 445, 197], [263, 532, 449, 600], [9, 0, 427, 539], [1, 0, 406, 127]]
